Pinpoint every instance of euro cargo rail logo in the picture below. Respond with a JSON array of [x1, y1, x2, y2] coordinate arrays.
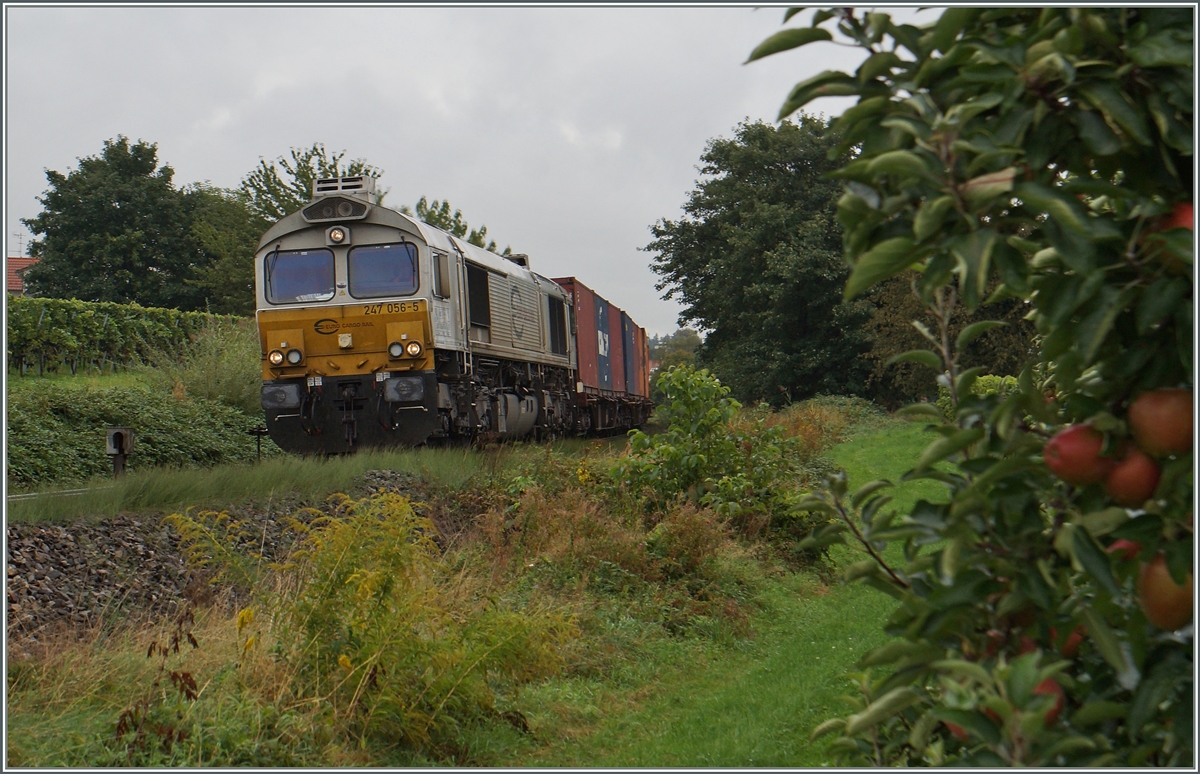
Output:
[[314, 319, 339, 335]]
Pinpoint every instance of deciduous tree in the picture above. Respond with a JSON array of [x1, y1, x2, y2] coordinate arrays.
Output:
[[240, 142, 384, 222], [21, 137, 209, 310], [185, 184, 269, 315], [404, 196, 511, 255], [647, 117, 873, 405]]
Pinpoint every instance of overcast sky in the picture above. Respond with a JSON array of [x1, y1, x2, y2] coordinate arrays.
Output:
[[5, 5, 925, 337]]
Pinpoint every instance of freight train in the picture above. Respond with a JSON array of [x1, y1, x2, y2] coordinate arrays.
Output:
[[255, 176, 652, 454]]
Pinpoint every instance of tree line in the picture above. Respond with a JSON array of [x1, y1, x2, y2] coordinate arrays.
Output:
[[647, 116, 1036, 407], [19, 139, 506, 316]]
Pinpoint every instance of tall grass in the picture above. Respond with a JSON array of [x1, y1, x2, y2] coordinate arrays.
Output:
[[138, 318, 262, 414], [7, 446, 494, 524]]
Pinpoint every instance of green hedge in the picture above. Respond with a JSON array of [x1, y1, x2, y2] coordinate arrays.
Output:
[[6, 295, 242, 375], [935, 374, 1019, 417], [6, 385, 275, 489]]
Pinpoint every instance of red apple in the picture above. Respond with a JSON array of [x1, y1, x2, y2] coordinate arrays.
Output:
[[1165, 202, 1194, 231], [1033, 677, 1065, 725], [1044, 425, 1115, 485], [1050, 624, 1086, 658], [1128, 389, 1193, 457], [1106, 539, 1143, 561], [1137, 553, 1194, 631], [1103, 445, 1162, 506]]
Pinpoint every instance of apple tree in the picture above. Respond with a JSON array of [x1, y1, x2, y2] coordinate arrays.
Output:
[[753, 7, 1192, 766]]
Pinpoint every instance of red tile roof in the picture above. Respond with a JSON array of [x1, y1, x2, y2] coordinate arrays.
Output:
[[7, 257, 38, 294]]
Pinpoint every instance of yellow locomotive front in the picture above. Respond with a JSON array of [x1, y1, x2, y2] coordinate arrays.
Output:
[[255, 176, 440, 452]]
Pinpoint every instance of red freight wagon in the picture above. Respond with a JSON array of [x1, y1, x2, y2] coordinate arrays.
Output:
[[553, 276, 653, 433]]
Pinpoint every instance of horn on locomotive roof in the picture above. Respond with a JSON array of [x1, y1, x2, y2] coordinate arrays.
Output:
[[312, 176, 378, 204]]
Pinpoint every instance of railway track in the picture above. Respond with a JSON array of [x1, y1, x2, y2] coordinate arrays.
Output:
[[6, 486, 113, 502]]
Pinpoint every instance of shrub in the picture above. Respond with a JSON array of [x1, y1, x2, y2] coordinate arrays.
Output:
[[934, 374, 1019, 418], [613, 366, 804, 526], [6, 295, 237, 376], [140, 318, 262, 414], [6, 385, 273, 488], [170, 492, 576, 755]]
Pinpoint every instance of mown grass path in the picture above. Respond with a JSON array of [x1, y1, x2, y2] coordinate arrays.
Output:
[[508, 420, 943, 767]]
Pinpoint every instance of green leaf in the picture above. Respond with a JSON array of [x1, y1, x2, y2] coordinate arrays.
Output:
[[931, 659, 993, 684], [844, 687, 922, 735], [915, 427, 985, 471], [851, 479, 894, 509], [950, 229, 998, 309], [1007, 652, 1041, 709], [930, 708, 1001, 745], [1070, 701, 1127, 726], [886, 349, 943, 371], [958, 166, 1017, 206], [809, 717, 846, 741], [1128, 30, 1193, 67], [746, 27, 833, 63], [1077, 285, 1134, 363], [907, 710, 940, 752], [1042, 736, 1097, 759], [1014, 182, 1088, 233], [845, 237, 922, 299], [778, 71, 860, 118], [896, 403, 945, 420], [1080, 607, 1139, 690], [931, 7, 980, 53], [860, 640, 941, 667], [1077, 82, 1152, 146], [1074, 507, 1128, 538], [1071, 527, 1119, 597], [1137, 277, 1191, 336], [1073, 109, 1123, 156], [955, 320, 1006, 351], [913, 195, 957, 242], [866, 150, 931, 180]]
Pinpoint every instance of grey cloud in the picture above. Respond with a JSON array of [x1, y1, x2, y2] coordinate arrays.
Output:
[[6, 6, 905, 336]]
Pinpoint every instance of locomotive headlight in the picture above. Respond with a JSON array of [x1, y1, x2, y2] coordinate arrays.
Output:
[[268, 349, 285, 366], [325, 225, 350, 246], [405, 341, 423, 358], [388, 341, 404, 358], [285, 348, 303, 365]]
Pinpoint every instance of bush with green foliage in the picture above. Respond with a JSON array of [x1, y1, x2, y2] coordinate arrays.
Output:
[[935, 374, 1020, 418], [6, 295, 238, 376], [614, 365, 808, 530], [168, 492, 574, 755], [6, 386, 272, 488], [753, 6, 1192, 766], [140, 318, 263, 414]]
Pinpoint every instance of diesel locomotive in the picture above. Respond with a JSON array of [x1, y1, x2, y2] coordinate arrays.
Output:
[[255, 176, 652, 454]]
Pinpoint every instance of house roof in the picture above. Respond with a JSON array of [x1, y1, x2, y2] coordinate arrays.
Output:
[[7, 257, 38, 293]]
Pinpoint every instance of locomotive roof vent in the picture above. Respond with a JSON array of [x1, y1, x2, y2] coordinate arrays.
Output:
[[505, 253, 530, 268], [312, 175, 377, 202], [302, 177, 377, 223]]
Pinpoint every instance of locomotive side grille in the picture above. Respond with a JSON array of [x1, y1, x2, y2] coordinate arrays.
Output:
[[302, 196, 370, 222]]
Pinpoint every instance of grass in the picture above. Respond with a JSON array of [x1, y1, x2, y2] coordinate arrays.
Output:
[[7, 367, 150, 392], [477, 418, 949, 767], [7, 394, 941, 767], [6, 445, 508, 524]]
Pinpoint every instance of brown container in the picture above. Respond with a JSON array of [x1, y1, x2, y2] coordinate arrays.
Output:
[[553, 276, 651, 399]]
